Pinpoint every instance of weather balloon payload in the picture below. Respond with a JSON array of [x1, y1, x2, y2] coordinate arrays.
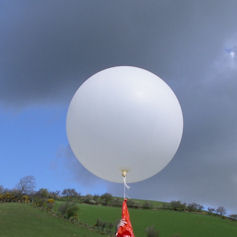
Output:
[[66, 66, 183, 184]]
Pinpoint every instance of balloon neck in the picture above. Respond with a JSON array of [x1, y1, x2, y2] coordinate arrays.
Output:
[[122, 170, 128, 177]]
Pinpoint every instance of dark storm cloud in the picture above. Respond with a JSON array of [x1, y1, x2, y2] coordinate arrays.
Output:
[[2, 0, 237, 212], [1, 0, 236, 105]]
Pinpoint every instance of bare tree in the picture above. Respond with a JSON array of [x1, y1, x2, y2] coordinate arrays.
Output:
[[16, 176, 36, 194], [169, 201, 186, 211], [208, 207, 215, 214], [62, 188, 78, 199], [0, 185, 4, 194], [216, 206, 226, 216], [187, 202, 203, 212], [49, 190, 60, 199]]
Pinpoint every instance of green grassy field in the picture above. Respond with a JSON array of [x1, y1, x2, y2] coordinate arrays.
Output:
[[69, 202, 237, 237], [0, 203, 103, 237], [2, 202, 237, 237]]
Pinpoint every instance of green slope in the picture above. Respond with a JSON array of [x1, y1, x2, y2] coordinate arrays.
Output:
[[2, 202, 237, 237], [74, 203, 237, 237], [0, 203, 103, 237]]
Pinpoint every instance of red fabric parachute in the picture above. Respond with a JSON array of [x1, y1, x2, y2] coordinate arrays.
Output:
[[116, 199, 135, 237]]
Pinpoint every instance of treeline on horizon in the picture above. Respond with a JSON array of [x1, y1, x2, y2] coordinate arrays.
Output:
[[1, 175, 237, 221]]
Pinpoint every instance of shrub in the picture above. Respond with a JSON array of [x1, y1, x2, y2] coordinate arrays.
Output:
[[95, 218, 102, 226], [47, 202, 54, 211], [95, 219, 103, 228], [95, 218, 106, 231], [83, 194, 93, 203], [125, 199, 141, 209], [146, 226, 159, 237], [66, 205, 79, 219], [216, 206, 226, 216], [187, 202, 203, 212], [93, 195, 100, 202], [58, 202, 69, 216], [100, 193, 113, 206], [95, 218, 114, 232], [83, 195, 97, 204], [142, 201, 153, 209], [110, 198, 123, 207], [21, 195, 29, 203], [1, 192, 16, 202], [69, 215, 78, 223], [46, 199, 55, 210], [33, 198, 47, 208], [127, 199, 136, 208], [36, 188, 49, 198], [58, 202, 79, 219], [48, 191, 60, 200], [162, 202, 171, 209], [47, 198, 54, 203], [107, 222, 114, 230], [169, 201, 186, 211], [208, 207, 215, 215]]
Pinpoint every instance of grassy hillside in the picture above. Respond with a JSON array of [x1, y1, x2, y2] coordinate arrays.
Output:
[[0, 203, 103, 237], [2, 201, 237, 237], [63, 202, 237, 237]]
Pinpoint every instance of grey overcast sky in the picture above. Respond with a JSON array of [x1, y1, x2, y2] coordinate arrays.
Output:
[[1, 0, 237, 213]]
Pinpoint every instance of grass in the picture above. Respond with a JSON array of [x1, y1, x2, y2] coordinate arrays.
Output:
[[0, 203, 103, 237], [57, 201, 237, 237], [2, 201, 237, 237]]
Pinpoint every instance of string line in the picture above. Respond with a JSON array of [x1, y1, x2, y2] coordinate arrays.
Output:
[[123, 175, 130, 199]]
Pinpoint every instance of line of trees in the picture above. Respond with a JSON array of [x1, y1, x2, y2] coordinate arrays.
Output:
[[0, 176, 234, 220], [162, 201, 227, 217]]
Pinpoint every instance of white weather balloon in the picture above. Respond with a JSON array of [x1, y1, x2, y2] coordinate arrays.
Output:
[[66, 66, 183, 183]]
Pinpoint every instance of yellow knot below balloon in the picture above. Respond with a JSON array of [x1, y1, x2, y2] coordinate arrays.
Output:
[[122, 170, 128, 178]]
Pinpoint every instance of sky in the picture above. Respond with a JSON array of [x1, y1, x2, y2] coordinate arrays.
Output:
[[1, 0, 237, 213]]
